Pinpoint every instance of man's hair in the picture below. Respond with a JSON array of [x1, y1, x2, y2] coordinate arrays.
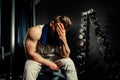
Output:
[[53, 16, 72, 29]]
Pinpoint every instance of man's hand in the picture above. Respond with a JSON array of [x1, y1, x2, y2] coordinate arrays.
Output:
[[49, 61, 59, 71], [55, 61, 63, 68], [56, 23, 66, 42]]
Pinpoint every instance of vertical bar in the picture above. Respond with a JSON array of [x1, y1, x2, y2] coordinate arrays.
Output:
[[11, 0, 15, 54], [1, 46, 4, 60], [10, 0, 15, 79], [0, 0, 2, 46], [0, 46, 4, 61]]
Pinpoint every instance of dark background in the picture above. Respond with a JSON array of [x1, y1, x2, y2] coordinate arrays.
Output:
[[35, 0, 120, 54], [0, 0, 120, 80]]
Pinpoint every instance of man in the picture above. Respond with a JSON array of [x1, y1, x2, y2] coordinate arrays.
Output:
[[23, 16, 78, 80]]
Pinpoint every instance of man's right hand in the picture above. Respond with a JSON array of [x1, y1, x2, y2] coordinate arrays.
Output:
[[49, 62, 59, 71]]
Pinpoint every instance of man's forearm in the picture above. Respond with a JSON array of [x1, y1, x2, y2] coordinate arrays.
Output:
[[59, 38, 70, 58], [27, 52, 53, 66]]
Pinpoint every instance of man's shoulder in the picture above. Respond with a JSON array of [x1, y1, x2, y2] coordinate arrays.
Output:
[[27, 25, 42, 40], [30, 25, 44, 32], [30, 25, 40, 29]]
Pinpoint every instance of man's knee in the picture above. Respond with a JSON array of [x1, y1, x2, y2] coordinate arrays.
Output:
[[61, 58, 74, 65], [60, 58, 76, 70], [24, 60, 42, 72]]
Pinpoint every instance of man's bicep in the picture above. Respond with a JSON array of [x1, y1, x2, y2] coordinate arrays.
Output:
[[28, 26, 41, 41], [24, 26, 41, 57], [25, 39, 37, 55]]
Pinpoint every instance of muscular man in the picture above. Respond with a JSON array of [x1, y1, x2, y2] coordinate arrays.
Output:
[[22, 16, 78, 80]]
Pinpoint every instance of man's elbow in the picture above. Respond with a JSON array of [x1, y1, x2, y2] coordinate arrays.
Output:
[[61, 51, 70, 58], [26, 51, 35, 59], [67, 48, 71, 54]]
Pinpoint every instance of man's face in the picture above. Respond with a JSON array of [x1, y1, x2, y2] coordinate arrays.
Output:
[[50, 21, 67, 38], [49, 21, 60, 36]]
